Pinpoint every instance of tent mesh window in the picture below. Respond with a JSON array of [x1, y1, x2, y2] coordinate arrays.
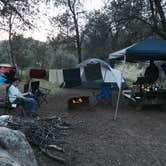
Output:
[[84, 63, 102, 81]]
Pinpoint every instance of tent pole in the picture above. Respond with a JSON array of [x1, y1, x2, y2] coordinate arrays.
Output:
[[114, 83, 121, 120], [103, 67, 107, 82], [113, 55, 126, 120], [104, 68, 107, 81]]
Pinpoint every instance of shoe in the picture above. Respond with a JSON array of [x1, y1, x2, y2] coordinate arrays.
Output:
[[28, 112, 39, 118]]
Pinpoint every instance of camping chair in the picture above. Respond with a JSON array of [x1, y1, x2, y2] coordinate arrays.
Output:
[[24, 80, 50, 107], [96, 83, 112, 105], [5, 85, 25, 116]]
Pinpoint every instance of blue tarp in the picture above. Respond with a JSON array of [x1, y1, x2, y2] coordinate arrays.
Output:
[[109, 38, 166, 61], [0, 73, 7, 83], [0, 64, 16, 84]]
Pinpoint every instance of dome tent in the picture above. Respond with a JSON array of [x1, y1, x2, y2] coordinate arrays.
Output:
[[76, 58, 123, 89]]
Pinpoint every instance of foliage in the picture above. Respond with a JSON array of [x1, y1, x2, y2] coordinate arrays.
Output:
[[48, 34, 78, 68], [83, 0, 166, 59], [0, 0, 42, 34], [82, 10, 112, 59], [0, 0, 42, 66], [0, 40, 9, 63], [47, 0, 84, 62], [106, 0, 166, 39], [0, 34, 78, 69], [0, 0, 165, 69]]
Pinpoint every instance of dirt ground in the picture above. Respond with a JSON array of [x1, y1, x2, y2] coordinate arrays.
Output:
[[32, 88, 166, 166]]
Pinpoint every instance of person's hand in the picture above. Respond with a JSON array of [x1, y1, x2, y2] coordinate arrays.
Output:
[[28, 92, 32, 96]]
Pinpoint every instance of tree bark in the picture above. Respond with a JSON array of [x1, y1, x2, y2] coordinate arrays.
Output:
[[153, 0, 166, 32], [67, 0, 82, 63], [147, 0, 166, 39], [8, 13, 15, 66]]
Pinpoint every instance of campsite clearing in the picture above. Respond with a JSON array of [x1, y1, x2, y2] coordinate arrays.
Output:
[[33, 88, 166, 166]]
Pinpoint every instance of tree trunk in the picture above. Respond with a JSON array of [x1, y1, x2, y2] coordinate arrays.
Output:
[[73, 13, 82, 63], [8, 14, 15, 66], [67, 0, 82, 63], [149, 0, 166, 39], [153, 0, 166, 32]]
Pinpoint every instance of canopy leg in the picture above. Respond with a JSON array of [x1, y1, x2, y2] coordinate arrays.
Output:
[[114, 88, 121, 120]]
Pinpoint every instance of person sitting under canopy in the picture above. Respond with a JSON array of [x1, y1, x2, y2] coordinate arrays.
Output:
[[134, 60, 159, 85], [144, 60, 159, 84]]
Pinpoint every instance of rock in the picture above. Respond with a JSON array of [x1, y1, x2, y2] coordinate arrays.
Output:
[[0, 115, 12, 126], [0, 127, 37, 166]]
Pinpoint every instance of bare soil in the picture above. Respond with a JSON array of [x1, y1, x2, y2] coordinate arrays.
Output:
[[34, 88, 166, 166]]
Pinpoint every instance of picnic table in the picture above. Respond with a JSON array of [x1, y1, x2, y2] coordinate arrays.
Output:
[[122, 87, 166, 109]]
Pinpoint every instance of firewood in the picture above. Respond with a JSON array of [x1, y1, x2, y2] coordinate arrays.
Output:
[[40, 147, 66, 163], [47, 144, 64, 152]]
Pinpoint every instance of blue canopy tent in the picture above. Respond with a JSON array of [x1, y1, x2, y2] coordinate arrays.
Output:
[[108, 38, 166, 120], [109, 38, 166, 61]]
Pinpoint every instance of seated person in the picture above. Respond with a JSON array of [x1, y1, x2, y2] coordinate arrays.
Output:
[[144, 60, 159, 84], [8, 77, 38, 117], [134, 60, 159, 85]]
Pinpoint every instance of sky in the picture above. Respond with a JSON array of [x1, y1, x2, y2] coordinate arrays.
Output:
[[25, 0, 103, 41], [83, 0, 104, 11], [0, 0, 104, 42]]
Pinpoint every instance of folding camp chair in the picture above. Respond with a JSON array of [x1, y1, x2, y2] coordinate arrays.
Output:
[[5, 85, 25, 116], [24, 68, 50, 107], [96, 83, 112, 105], [24, 81, 50, 107]]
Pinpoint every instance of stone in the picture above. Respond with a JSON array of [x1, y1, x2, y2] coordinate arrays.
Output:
[[0, 127, 37, 166]]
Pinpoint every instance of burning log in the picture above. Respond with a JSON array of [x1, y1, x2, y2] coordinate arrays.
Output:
[[68, 96, 89, 110]]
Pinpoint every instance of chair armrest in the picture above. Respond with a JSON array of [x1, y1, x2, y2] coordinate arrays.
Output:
[[39, 87, 51, 94]]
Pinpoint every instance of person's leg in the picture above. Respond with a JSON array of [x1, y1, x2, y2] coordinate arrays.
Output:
[[12, 98, 25, 116], [21, 97, 37, 113], [13, 98, 24, 105]]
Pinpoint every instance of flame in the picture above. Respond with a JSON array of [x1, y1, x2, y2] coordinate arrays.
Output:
[[78, 98, 83, 103], [72, 100, 76, 103], [72, 97, 83, 104]]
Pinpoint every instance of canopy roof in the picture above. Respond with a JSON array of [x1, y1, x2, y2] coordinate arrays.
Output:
[[109, 38, 166, 61]]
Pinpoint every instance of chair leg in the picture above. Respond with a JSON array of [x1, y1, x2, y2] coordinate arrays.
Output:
[[35, 94, 48, 107], [41, 94, 48, 104], [14, 104, 26, 117], [5, 104, 11, 115]]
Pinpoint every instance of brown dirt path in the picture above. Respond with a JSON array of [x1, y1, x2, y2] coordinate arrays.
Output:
[[35, 88, 166, 166]]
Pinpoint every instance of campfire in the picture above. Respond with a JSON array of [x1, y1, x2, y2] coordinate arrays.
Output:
[[68, 96, 89, 110]]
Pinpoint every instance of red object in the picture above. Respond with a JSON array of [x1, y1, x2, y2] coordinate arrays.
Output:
[[30, 69, 47, 79], [0, 64, 16, 74]]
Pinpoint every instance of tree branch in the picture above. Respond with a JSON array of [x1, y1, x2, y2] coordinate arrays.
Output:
[[153, 0, 166, 32]]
